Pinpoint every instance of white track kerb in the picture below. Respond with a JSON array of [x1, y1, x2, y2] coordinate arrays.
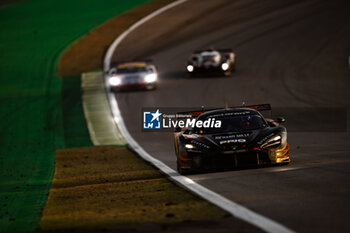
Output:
[[103, 1, 295, 233]]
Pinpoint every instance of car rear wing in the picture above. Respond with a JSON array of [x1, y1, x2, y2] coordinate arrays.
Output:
[[176, 104, 271, 119], [244, 103, 271, 111], [193, 48, 233, 54]]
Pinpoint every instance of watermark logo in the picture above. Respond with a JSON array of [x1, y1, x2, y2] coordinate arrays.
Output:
[[142, 108, 223, 131], [143, 109, 162, 129]]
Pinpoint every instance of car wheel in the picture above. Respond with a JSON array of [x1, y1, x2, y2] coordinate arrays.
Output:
[[232, 63, 236, 72], [177, 159, 191, 175], [224, 70, 231, 77], [110, 86, 120, 92], [145, 83, 155, 90]]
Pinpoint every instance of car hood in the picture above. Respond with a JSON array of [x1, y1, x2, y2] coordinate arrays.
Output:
[[200, 61, 220, 67]]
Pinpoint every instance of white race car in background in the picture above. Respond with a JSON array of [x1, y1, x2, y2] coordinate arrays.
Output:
[[186, 48, 235, 77], [107, 62, 158, 91]]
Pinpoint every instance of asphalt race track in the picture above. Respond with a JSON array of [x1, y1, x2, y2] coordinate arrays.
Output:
[[109, 0, 350, 232]]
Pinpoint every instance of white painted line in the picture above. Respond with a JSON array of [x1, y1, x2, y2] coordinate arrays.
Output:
[[82, 72, 126, 146], [103, 1, 295, 233], [104, 0, 189, 71]]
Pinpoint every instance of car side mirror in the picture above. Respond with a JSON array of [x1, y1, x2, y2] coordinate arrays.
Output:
[[267, 121, 276, 127], [108, 68, 117, 76], [276, 117, 286, 123]]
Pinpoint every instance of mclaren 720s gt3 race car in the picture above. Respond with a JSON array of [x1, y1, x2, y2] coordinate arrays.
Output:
[[186, 48, 235, 77], [174, 104, 290, 174]]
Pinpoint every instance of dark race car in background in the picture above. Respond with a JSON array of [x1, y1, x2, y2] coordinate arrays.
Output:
[[174, 104, 290, 174], [106, 61, 158, 91], [186, 48, 235, 77]]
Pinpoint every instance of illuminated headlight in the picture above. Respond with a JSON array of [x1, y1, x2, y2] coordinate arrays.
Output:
[[221, 63, 229, 71], [144, 73, 157, 83], [185, 144, 195, 149], [187, 65, 194, 72], [261, 135, 281, 149], [109, 77, 122, 86]]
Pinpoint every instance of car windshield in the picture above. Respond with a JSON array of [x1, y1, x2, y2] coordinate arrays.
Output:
[[202, 55, 220, 63], [196, 114, 267, 134], [116, 66, 147, 74]]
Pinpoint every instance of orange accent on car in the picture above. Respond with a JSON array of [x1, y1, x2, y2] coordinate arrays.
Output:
[[174, 134, 193, 167], [276, 143, 290, 158], [183, 134, 203, 139]]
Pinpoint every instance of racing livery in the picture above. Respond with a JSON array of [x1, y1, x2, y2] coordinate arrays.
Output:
[[107, 61, 157, 91], [174, 104, 290, 174], [186, 48, 235, 76]]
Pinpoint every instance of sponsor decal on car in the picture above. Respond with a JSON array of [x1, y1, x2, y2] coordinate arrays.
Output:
[[190, 140, 210, 149], [214, 133, 250, 140], [219, 139, 246, 144]]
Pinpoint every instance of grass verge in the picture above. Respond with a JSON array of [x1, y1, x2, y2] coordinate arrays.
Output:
[[57, 0, 175, 77], [62, 76, 92, 148], [39, 146, 234, 232], [0, 1, 151, 232]]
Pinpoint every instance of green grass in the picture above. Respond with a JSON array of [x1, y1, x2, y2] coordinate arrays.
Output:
[[0, 1, 150, 232], [61, 76, 92, 148]]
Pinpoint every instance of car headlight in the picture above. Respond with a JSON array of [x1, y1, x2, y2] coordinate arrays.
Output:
[[221, 63, 229, 71], [144, 73, 157, 83], [185, 144, 195, 149], [109, 77, 122, 86], [261, 135, 281, 149], [187, 65, 194, 72]]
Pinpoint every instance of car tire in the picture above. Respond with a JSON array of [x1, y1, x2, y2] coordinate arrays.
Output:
[[188, 72, 195, 78], [177, 159, 191, 175], [110, 87, 120, 92], [224, 71, 231, 77], [145, 83, 156, 90], [231, 62, 236, 72]]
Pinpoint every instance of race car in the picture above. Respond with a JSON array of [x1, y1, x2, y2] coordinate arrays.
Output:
[[174, 104, 290, 174], [186, 48, 235, 77], [106, 61, 158, 91]]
